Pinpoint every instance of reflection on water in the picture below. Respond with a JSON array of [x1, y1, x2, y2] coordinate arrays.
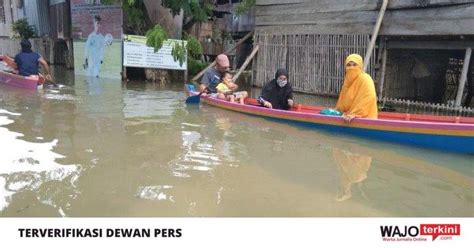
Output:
[[0, 73, 472, 217], [332, 148, 372, 202], [0, 110, 80, 216]]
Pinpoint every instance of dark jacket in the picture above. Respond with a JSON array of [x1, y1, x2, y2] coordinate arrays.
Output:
[[258, 79, 294, 110]]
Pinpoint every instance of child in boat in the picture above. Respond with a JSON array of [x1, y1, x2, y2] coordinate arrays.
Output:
[[216, 71, 248, 104]]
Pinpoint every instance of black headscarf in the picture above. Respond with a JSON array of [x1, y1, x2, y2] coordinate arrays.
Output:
[[275, 68, 289, 80], [258, 68, 294, 110], [20, 39, 32, 53]]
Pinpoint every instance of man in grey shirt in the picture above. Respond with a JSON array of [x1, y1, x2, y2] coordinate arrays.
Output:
[[200, 54, 237, 94]]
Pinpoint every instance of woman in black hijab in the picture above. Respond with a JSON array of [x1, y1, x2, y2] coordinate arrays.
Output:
[[257, 68, 294, 110]]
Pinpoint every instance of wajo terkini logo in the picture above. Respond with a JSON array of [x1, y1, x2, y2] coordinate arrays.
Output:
[[380, 224, 460, 241]]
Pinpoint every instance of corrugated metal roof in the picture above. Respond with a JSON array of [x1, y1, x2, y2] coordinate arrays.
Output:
[[23, 0, 49, 37]]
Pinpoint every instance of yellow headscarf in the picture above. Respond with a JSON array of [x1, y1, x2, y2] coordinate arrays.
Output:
[[335, 54, 378, 119]]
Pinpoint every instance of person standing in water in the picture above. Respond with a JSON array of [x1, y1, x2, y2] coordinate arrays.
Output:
[[83, 15, 113, 77]]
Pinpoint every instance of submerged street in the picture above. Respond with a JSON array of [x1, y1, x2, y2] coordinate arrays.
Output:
[[0, 72, 472, 217]]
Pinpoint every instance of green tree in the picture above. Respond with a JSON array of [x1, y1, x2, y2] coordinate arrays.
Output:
[[115, 0, 210, 74], [12, 18, 37, 39], [235, 0, 255, 16]]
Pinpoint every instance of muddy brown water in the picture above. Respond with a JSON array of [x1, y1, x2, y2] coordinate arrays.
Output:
[[0, 73, 472, 217]]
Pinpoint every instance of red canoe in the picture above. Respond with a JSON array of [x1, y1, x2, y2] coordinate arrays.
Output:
[[186, 84, 474, 154], [0, 70, 45, 90]]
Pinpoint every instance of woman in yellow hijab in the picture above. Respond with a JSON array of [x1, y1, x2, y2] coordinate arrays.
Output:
[[335, 54, 378, 122]]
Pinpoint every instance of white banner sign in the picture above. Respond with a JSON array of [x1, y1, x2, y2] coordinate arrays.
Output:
[[123, 36, 187, 71]]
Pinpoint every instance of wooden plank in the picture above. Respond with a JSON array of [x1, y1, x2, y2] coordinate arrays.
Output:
[[233, 45, 259, 82], [257, 0, 310, 5], [191, 31, 253, 82], [256, 23, 374, 35], [364, 0, 388, 71], [255, 4, 474, 36], [379, 44, 388, 98], [256, 0, 472, 16], [387, 40, 474, 50], [455, 48, 472, 106], [380, 4, 474, 35], [256, 10, 379, 26]]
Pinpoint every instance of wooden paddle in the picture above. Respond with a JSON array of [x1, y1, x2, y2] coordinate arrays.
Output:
[[39, 73, 58, 87]]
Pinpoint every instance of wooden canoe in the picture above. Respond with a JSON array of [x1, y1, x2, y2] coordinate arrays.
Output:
[[186, 85, 474, 154]]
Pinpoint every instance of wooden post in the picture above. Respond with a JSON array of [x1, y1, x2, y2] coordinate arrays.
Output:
[[191, 31, 254, 82], [49, 39, 55, 65], [455, 47, 472, 107], [122, 66, 127, 80], [233, 45, 259, 82], [363, 0, 388, 71], [378, 45, 387, 99], [66, 39, 74, 69]]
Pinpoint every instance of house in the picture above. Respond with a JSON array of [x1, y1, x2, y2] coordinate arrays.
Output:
[[0, 0, 73, 68], [189, 0, 255, 68], [252, 0, 474, 113]]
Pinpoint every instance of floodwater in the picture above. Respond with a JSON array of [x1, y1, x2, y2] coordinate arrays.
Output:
[[0, 70, 473, 217]]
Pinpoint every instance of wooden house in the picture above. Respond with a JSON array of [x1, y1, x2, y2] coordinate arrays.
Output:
[[252, 0, 474, 114]]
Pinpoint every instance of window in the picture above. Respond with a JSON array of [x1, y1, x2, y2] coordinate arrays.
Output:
[[0, 0, 6, 24]]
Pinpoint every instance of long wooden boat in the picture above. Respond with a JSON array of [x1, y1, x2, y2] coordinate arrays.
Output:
[[0, 70, 45, 90], [186, 86, 474, 154]]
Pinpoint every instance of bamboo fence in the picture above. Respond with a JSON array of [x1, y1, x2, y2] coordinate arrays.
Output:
[[253, 33, 375, 96]]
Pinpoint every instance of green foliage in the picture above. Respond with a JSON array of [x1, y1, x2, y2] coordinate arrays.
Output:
[[188, 58, 208, 76], [146, 25, 168, 52], [12, 18, 37, 39], [171, 34, 204, 67], [235, 0, 255, 16], [162, 0, 213, 22], [185, 34, 206, 76], [185, 35, 202, 60], [162, 0, 185, 16], [121, 0, 208, 74], [123, 0, 148, 35], [171, 41, 187, 66]]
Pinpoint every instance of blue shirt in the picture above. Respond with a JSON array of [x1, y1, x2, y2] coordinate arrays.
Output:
[[14, 52, 41, 76]]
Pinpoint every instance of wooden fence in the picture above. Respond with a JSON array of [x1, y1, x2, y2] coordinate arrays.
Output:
[[380, 97, 474, 117], [253, 33, 375, 96]]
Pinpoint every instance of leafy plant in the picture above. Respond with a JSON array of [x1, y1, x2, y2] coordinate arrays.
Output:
[[171, 41, 187, 66], [171, 34, 204, 67], [12, 18, 37, 39], [162, 0, 213, 22], [188, 58, 207, 76], [185, 34, 202, 60], [146, 25, 168, 52], [235, 0, 255, 16], [124, 0, 148, 35]]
